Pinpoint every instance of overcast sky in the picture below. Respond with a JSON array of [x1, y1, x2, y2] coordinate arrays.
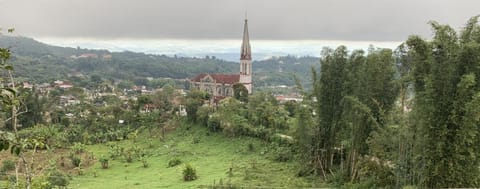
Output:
[[1, 0, 479, 41]]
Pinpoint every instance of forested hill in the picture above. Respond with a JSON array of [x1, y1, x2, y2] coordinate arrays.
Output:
[[0, 35, 318, 87]]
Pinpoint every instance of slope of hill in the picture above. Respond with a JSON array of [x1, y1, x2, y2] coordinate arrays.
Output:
[[68, 124, 324, 189], [0, 35, 318, 87]]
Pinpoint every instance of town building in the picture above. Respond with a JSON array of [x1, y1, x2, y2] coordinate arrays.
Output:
[[190, 18, 253, 98]]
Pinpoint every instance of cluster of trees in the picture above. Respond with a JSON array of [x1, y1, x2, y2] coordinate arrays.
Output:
[[185, 89, 290, 139], [293, 16, 480, 188], [302, 45, 398, 186]]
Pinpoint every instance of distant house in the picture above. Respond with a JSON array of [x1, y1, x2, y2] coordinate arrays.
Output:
[[190, 19, 253, 98], [275, 94, 303, 103], [59, 95, 80, 106], [78, 53, 98, 58], [102, 54, 112, 60], [59, 83, 73, 89], [22, 82, 33, 89]]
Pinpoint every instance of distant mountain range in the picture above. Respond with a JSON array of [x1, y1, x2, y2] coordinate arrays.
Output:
[[0, 35, 319, 88]]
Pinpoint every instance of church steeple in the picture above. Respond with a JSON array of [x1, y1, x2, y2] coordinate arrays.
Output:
[[239, 17, 253, 94], [240, 19, 251, 61]]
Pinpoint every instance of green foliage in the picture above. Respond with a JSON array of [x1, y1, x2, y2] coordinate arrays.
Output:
[[168, 158, 182, 168], [311, 46, 349, 174], [232, 83, 248, 102], [107, 143, 124, 160], [356, 157, 395, 188], [182, 164, 198, 181], [184, 90, 209, 122], [0, 159, 15, 173], [71, 142, 86, 154], [47, 170, 69, 188], [271, 145, 293, 162], [196, 105, 214, 126], [70, 155, 81, 167], [99, 156, 109, 169], [140, 156, 149, 168], [0, 138, 10, 151], [405, 16, 480, 188]]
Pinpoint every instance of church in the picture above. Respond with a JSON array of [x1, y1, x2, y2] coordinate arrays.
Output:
[[190, 18, 253, 98]]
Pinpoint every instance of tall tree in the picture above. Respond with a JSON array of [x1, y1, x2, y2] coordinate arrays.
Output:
[[408, 16, 480, 188], [312, 46, 348, 176]]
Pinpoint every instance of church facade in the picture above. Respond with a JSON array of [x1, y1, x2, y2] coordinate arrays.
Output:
[[190, 19, 252, 97]]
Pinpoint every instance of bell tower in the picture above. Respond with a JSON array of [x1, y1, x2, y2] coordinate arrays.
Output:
[[239, 18, 253, 94]]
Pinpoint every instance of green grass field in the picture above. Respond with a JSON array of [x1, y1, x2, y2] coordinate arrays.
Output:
[[68, 123, 325, 189]]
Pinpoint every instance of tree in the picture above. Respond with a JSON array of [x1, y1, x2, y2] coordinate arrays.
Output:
[[184, 90, 209, 122], [311, 46, 348, 177], [233, 83, 248, 102], [406, 16, 480, 188]]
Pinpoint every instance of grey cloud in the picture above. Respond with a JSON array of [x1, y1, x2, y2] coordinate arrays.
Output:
[[0, 0, 479, 41]]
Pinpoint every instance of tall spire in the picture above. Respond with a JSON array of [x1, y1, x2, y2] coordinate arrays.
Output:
[[240, 18, 251, 60]]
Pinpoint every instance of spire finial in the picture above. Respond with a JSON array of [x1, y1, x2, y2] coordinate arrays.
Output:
[[245, 11, 247, 20]]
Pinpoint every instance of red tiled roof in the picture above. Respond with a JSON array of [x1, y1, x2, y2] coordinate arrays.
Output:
[[191, 74, 240, 84], [211, 74, 240, 84], [191, 74, 208, 82]]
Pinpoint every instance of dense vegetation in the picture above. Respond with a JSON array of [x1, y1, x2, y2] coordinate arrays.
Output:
[[1, 16, 480, 189]]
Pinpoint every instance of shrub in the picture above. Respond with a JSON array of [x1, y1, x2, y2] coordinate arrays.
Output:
[[99, 156, 109, 169], [168, 158, 182, 167], [247, 143, 255, 152], [1, 159, 15, 173], [70, 155, 81, 167], [271, 145, 293, 162], [107, 143, 124, 159], [71, 142, 86, 154], [140, 157, 149, 168], [207, 113, 222, 132], [124, 150, 133, 163], [48, 170, 69, 188], [192, 136, 200, 144], [356, 156, 395, 188], [182, 164, 197, 181]]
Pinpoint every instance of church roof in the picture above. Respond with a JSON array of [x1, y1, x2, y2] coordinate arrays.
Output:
[[240, 19, 251, 60], [191, 73, 240, 84]]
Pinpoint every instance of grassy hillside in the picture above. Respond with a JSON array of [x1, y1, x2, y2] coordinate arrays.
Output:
[[68, 123, 324, 189]]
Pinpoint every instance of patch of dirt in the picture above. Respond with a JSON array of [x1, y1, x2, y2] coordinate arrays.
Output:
[[0, 147, 96, 179]]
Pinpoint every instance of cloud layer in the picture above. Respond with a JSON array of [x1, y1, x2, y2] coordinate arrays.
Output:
[[1, 0, 479, 41]]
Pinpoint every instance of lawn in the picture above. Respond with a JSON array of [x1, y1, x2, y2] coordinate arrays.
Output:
[[68, 123, 324, 189]]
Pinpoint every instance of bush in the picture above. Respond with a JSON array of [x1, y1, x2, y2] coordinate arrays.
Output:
[[140, 157, 149, 168], [70, 155, 81, 167], [107, 143, 124, 159], [48, 170, 69, 188], [192, 136, 200, 144], [168, 158, 182, 167], [124, 150, 133, 163], [247, 143, 255, 152], [356, 156, 395, 188], [71, 142, 86, 154], [271, 145, 293, 162], [182, 164, 197, 181], [1, 159, 15, 173], [207, 113, 222, 132], [99, 157, 109, 169]]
